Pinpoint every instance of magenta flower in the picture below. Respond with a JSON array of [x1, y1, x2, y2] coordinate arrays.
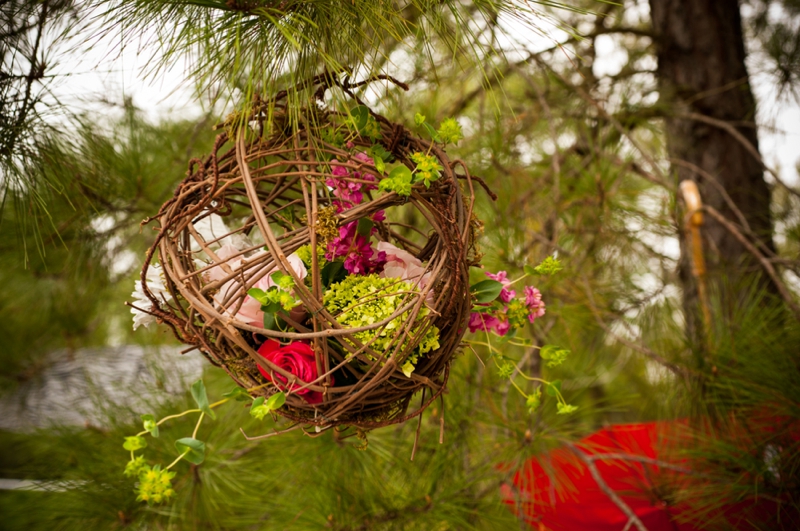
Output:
[[326, 153, 379, 213], [523, 286, 546, 323], [326, 221, 385, 275], [486, 270, 509, 284], [468, 312, 510, 336]]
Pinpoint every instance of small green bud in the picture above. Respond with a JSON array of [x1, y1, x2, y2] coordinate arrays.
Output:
[[557, 403, 578, 415], [123, 436, 147, 452]]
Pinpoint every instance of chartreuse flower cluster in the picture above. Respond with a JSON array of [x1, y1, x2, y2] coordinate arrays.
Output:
[[377, 114, 462, 197], [465, 255, 578, 416], [324, 274, 440, 377], [122, 379, 285, 505]]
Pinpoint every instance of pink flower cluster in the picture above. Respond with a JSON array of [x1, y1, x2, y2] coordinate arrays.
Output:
[[468, 312, 511, 336], [524, 285, 546, 322], [467, 270, 546, 337], [326, 152, 378, 212], [325, 152, 388, 274], [326, 221, 386, 275]]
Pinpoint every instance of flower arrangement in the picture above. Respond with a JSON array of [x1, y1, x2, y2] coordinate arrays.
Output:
[[125, 75, 575, 503]]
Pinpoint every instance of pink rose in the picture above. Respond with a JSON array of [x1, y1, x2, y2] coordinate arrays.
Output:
[[377, 241, 433, 304], [209, 250, 307, 327], [256, 340, 328, 404]]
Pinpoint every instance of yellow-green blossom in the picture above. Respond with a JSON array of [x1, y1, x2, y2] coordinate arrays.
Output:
[[410, 152, 443, 188], [124, 455, 148, 478], [136, 466, 176, 505], [436, 118, 463, 145]]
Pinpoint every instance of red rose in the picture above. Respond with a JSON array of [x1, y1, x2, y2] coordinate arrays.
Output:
[[256, 340, 328, 404]]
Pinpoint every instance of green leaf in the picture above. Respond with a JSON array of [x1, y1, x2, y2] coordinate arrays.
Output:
[[388, 165, 412, 182], [524, 265, 536, 276], [141, 414, 159, 438], [260, 300, 282, 314], [270, 270, 294, 290], [357, 218, 374, 237], [250, 397, 270, 420], [265, 391, 286, 410], [262, 312, 276, 330], [321, 260, 347, 288], [222, 387, 251, 402], [470, 279, 504, 303], [367, 144, 393, 163], [248, 288, 268, 304], [123, 436, 147, 452], [374, 157, 385, 173], [190, 380, 217, 420], [422, 122, 440, 142], [349, 105, 370, 131], [174, 438, 206, 465], [546, 380, 562, 397]]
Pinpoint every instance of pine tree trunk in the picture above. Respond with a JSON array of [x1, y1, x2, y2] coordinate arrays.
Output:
[[649, 0, 776, 344]]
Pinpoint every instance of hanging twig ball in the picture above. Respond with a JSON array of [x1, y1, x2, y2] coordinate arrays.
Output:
[[139, 75, 483, 432]]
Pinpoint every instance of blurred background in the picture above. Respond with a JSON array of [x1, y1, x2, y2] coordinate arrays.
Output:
[[2, 0, 800, 529]]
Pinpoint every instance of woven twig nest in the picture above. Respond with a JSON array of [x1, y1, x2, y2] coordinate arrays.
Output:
[[139, 75, 483, 432]]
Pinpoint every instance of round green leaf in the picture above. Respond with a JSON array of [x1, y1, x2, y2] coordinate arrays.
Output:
[[174, 437, 206, 465], [470, 279, 503, 303], [265, 392, 286, 410]]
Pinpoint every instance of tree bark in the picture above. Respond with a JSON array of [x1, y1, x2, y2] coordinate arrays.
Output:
[[649, 0, 776, 344]]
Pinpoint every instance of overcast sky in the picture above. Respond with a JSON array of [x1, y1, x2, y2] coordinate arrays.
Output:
[[50, 8, 799, 189]]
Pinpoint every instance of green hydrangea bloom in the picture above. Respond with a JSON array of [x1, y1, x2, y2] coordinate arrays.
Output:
[[324, 274, 439, 376], [136, 466, 176, 505], [410, 152, 443, 188]]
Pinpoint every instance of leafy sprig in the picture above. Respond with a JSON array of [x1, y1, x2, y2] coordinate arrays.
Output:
[[122, 379, 283, 505]]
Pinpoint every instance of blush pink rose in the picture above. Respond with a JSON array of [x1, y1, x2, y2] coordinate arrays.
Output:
[[377, 241, 434, 304], [256, 340, 328, 404], [208, 249, 307, 327]]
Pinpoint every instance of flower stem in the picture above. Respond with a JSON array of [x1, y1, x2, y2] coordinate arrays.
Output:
[[157, 409, 201, 426], [192, 412, 204, 439], [166, 450, 189, 470]]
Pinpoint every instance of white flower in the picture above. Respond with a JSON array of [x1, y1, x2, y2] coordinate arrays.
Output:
[[131, 263, 172, 331], [192, 213, 250, 252]]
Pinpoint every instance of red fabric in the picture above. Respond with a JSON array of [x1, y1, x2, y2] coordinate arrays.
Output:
[[503, 422, 698, 531], [503, 419, 800, 530]]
